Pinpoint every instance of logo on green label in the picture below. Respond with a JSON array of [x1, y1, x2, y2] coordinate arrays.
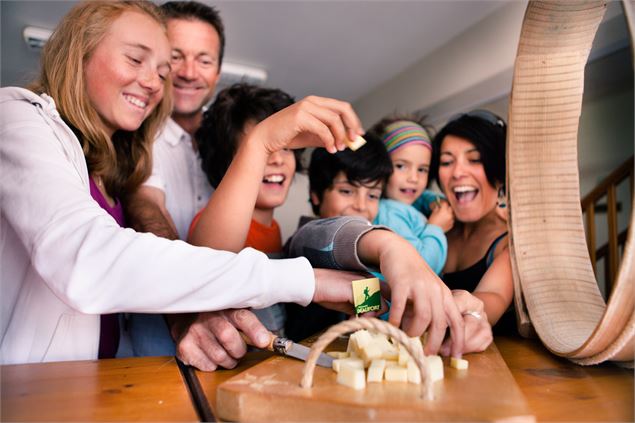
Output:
[[352, 277, 381, 314]]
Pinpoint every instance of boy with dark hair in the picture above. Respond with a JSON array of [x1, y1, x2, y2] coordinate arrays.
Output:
[[308, 132, 393, 220], [189, 83, 301, 335], [285, 134, 393, 341], [196, 83, 301, 191]]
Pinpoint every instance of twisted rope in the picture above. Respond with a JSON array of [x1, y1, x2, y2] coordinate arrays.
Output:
[[299, 317, 433, 400]]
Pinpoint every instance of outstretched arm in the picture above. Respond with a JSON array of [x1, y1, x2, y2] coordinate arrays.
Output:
[[375, 200, 448, 274], [188, 96, 364, 252], [171, 267, 365, 371], [286, 216, 465, 357]]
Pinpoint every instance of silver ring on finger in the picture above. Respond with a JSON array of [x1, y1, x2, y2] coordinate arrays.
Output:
[[462, 310, 482, 320]]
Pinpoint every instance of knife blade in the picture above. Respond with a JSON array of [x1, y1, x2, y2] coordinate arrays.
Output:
[[284, 339, 333, 368], [240, 332, 333, 368]]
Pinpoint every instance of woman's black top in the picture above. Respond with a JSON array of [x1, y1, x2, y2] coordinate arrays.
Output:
[[443, 232, 517, 335]]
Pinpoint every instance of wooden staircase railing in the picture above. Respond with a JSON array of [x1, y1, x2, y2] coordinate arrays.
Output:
[[581, 155, 634, 295]]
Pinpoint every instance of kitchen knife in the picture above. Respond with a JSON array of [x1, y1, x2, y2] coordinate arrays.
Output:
[[240, 332, 333, 368]]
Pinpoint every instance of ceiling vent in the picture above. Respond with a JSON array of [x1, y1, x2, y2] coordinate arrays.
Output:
[[22, 25, 267, 85]]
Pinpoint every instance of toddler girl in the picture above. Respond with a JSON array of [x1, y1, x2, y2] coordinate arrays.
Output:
[[370, 117, 454, 274]]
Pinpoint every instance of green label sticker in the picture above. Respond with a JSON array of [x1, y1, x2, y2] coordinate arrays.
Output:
[[352, 277, 381, 314]]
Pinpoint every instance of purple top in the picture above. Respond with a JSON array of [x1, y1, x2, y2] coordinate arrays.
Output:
[[89, 176, 125, 359], [89, 177, 126, 227]]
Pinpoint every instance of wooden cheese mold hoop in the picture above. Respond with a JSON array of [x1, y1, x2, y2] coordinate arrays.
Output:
[[300, 317, 433, 400], [509, 0, 634, 366]]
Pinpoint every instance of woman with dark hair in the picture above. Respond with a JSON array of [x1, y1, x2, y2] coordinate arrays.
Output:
[[431, 110, 515, 348]]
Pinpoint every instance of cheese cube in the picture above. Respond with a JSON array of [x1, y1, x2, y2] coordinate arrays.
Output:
[[327, 351, 349, 359], [410, 337, 424, 355], [425, 355, 444, 382], [371, 334, 394, 351], [360, 342, 384, 367], [346, 337, 355, 353], [406, 359, 421, 384], [384, 366, 408, 382], [398, 348, 411, 367], [337, 365, 366, 390], [450, 357, 469, 370], [367, 359, 386, 383], [347, 330, 373, 355], [381, 347, 399, 361], [332, 358, 364, 373], [345, 135, 367, 151]]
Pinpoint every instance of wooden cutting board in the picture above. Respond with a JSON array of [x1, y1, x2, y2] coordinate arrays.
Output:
[[216, 339, 534, 421]]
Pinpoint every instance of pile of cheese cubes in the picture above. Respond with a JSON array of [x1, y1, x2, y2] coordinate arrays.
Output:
[[328, 329, 466, 390]]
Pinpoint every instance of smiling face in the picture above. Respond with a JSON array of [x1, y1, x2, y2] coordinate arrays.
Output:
[[239, 122, 296, 221], [258, 149, 296, 211], [385, 143, 431, 205], [312, 172, 383, 222], [437, 135, 499, 222], [167, 18, 221, 118], [84, 11, 170, 137]]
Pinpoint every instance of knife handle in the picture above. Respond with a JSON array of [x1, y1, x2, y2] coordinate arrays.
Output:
[[238, 331, 277, 352]]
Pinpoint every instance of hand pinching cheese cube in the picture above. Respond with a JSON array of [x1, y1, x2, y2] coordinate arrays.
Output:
[[345, 135, 367, 151]]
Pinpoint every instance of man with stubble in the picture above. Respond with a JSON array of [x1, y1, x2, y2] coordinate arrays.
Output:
[[125, 3, 271, 366]]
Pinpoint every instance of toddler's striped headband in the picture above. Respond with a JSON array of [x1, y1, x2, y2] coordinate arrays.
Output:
[[381, 120, 432, 154]]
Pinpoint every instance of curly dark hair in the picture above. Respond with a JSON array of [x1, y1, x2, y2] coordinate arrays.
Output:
[[308, 132, 393, 215], [196, 83, 298, 188], [430, 110, 506, 190]]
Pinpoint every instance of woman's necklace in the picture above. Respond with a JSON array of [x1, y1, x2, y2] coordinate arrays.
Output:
[[92, 174, 116, 207]]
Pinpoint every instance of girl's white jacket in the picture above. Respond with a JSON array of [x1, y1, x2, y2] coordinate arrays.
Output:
[[0, 87, 314, 365]]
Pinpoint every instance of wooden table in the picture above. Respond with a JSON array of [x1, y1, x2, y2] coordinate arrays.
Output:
[[1, 337, 632, 421], [194, 336, 633, 422], [496, 336, 634, 422], [1, 356, 198, 421]]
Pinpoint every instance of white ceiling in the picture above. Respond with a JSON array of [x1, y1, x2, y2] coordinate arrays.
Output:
[[1, 1, 507, 102]]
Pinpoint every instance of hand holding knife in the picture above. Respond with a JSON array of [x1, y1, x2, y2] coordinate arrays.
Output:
[[240, 331, 333, 368]]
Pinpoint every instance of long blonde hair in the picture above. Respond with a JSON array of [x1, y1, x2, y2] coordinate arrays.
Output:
[[29, 1, 173, 199]]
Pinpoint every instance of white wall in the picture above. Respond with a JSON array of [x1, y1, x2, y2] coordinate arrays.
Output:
[[353, 1, 528, 128]]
